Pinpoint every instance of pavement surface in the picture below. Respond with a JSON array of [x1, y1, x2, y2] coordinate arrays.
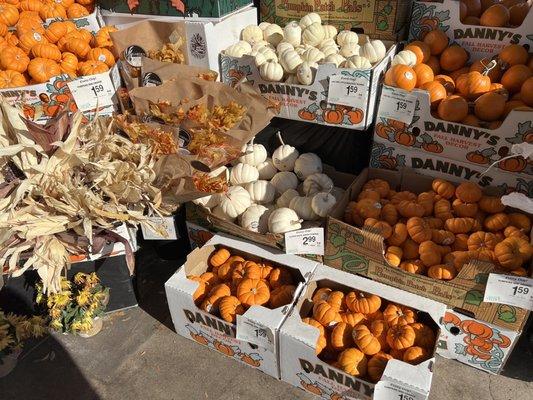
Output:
[[1, 243, 532, 400]]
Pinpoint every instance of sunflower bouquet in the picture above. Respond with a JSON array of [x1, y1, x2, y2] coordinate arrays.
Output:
[[0, 311, 47, 362], [36, 272, 109, 335]]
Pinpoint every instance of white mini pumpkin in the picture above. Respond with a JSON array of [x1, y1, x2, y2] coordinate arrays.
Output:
[[257, 158, 278, 180], [272, 133, 299, 171], [285, 74, 299, 84], [280, 50, 303, 73], [294, 153, 323, 180], [230, 163, 259, 186], [240, 204, 269, 233], [216, 186, 251, 219], [323, 25, 338, 40], [339, 44, 360, 58], [271, 171, 298, 194], [242, 25, 263, 44], [212, 205, 236, 222], [296, 61, 316, 85], [319, 38, 337, 50], [321, 45, 338, 57], [391, 50, 417, 67], [252, 51, 267, 67], [341, 55, 372, 69], [294, 44, 310, 56], [260, 60, 283, 82], [251, 41, 270, 51], [277, 41, 294, 55], [359, 38, 386, 64], [322, 53, 345, 67], [302, 47, 325, 63], [302, 22, 325, 47], [245, 180, 276, 204], [299, 12, 321, 30], [276, 188, 299, 208], [283, 21, 302, 46], [239, 139, 267, 166], [225, 42, 250, 57], [258, 22, 271, 31], [268, 207, 302, 234], [311, 192, 337, 217], [263, 24, 284, 46], [302, 173, 334, 195], [257, 46, 278, 61], [289, 196, 319, 220], [336, 30, 358, 47]]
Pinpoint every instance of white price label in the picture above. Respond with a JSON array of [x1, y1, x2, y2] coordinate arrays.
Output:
[[67, 74, 115, 113], [141, 216, 178, 240], [236, 315, 274, 351], [327, 74, 367, 108], [379, 88, 417, 125], [374, 380, 427, 400], [285, 228, 324, 255], [483, 273, 533, 311]]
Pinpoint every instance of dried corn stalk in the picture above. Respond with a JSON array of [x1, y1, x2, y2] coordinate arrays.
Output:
[[0, 101, 170, 293]]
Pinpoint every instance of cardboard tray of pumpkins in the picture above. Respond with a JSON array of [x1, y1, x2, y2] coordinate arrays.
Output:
[[409, 0, 533, 59], [324, 167, 532, 334]]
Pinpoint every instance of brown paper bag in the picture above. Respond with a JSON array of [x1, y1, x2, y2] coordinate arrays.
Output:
[[140, 58, 218, 86]]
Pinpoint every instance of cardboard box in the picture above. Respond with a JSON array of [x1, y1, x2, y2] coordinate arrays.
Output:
[[260, 0, 414, 41], [102, 6, 258, 76], [98, 0, 253, 20], [164, 234, 319, 379], [279, 264, 446, 399], [373, 85, 532, 182], [220, 43, 396, 130], [409, 0, 533, 59], [324, 167, 532, 373]]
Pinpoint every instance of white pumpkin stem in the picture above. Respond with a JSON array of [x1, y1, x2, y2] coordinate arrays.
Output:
[[481, 59, 497, 75], [277, 131, 285, 146], [250, 137, 255, 145], [291, 219, 304, 225]]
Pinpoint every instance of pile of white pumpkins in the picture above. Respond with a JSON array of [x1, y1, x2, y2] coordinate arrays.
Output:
[[193, 134, 345, 235], [223, 12, 388, 84]]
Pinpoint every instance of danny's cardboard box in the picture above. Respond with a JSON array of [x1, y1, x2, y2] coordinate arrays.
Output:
[[220, 43, 396, 130], [260, 0, 414, 41], [324, 167, 532, 373], [164, 234, 319, 379], [409, 0, 532, 59], [279, 264, 446, 399]]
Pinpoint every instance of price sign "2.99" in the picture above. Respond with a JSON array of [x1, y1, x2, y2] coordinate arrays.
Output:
[[484, 273, 533, 311], [285, 228, 324, 255], [378, 87, 417, 125]]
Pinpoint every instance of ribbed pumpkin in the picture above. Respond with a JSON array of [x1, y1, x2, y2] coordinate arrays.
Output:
[[384, 64, 417, 91], [67, 3, 89, 18], [501, 64, 533, 93], [16, 16, 44, 36], [520, 77, 533, 106], [0, 22, 7, 37], [0, 70, 27, 88], [19, 11, 42, 22], [438, 95, 469, 122], [28, 57, 60, 83], [509, 2, 529, 26], [456, 71, 491, 99], [65, 37, 91, 58], [426, 55, 441, 74], [480, 4, 510, 26], [469, 58, 501, 82], [440, 45, 468, 71], [499, 44, 528, 66], [93, 26, 117, 48], [0, 4, 19, 27], [422, 29, 448, 55], [31, 43, 61, 62], [79, 60, 109, 75], [434, 74, 455, 93], [405, 41, 431, 64], [60, 51, 78, 73], [463, 0, 482, 17], [45, 21, 68, 43], [20, 0, 44, 12], [39, 3, 67, 20], [87, 47, 115, 67], [413, 63, 434, 88], [0, 46, 29, 72], [18, 31, 48, 53], [474, 91, 506, 121]]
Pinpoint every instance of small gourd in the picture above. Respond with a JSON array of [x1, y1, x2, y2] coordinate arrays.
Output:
[[296, 61, 316, 85], [263, 24, 284, 46], [245, 180, 276, 204], [216, 186, 252, 219], [302, 173, 334, 196], [277, 189, 299, 208], [299, 12, 321, 30], [323, 25, 338, 40], [260, 60, 283, 82], [240, 204, 269, 233], [283, 21, 302, 46], [339, 44, 361, 58], [230, 163, 259, 186], [257, 158, 277, 180], [311, 192, 337, 217], [224, 42, 250, 57], [280, 49, 303, 73], [392, 50, 417, 67], [268, 207, 303, 233], [241, 25, 263, 45], [323, 53, 345, 67], [336, 30, 358, 47], [342, 55, 372, 69], [239, 139, 267, 166], [271, 171, 299, 194], [294, 153, 323, 180], [359, 37, 386, 64], [302, 22, 325, 47], [290, 196, 319, 220], [302, 47, 325, 63], [272, 132, 299, 171]]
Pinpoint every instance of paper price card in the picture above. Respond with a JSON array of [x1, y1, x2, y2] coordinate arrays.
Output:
[[285, 228, 324, 255], [327, 74, 367, 108], [67, 73, 115, 113], [378, 88, 417, 125], [141, 216, 178, 240], [374, 380, 427, 400], [483, 273, 533, 311], [236, 315, 274, 351]]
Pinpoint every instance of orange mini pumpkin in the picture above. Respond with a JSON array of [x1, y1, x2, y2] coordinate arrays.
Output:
[[353, 324, 381, 355], [219, 296, 245, 323], [87, 47, 115, 67], [67, 3, 90, 18], [508, 212, 531, 232], [456, 71, 491, 99], [269, 267, 293, 288], [326, 290, 345, 310], [413, 63, 434, 88], [407, 217, 432, 243], [419, 241, 443, 266], [403, 346, 429, 364], [499, 44, 528, 67], [440, 45, 468, 71], [452, 199, 478, 217], [0, 70, 27, 88], [509, 2, 529, 26], [367, 352, 393, 383], [434, 199, 453, 220], [411, 322, 436, 349], [475, 91, 506, 121], [199, 271, 219, 286], [209, 248, 230, 267], [31, 43, 61, 62], [16, 17, 45, 36], [18, 31, 48, 54], [0, 4, 19, 27], [422, 29, 448, 55], [405, 41, 431, 64], [236, 278, 270, 307], [480, 4, 510, 26], [438, 95, 469, 122], [470, 58, 502, 82], [399, 260, 425, 274], [381, 203, 398, 225], [0, 46, 29, 73], [337, 348, 367, 377], [66, 37, 91, 59], [331, 322, 354, 351], [383, 304, 416, 326], [384, 64, 417, 91], [363, 179, 390, 197], [345, 291, 382, 314], [45, 21, 68, 43], [188, 276, 207, 304], [445, 217, 476, 233], [200, 283, 231, 313], [364, 218, 393, 239], [341, 311, 366, 327], [432, 178, 455, 198], [269, 285, 295, 308], [386, 324, 416, 350], [385, 246, 403, 267], [494, 237, 531, 269], [312, 287, 332, 303], [421, 81, 447, 108], [463, 0, 482, 17], [521, 76, 533, 107], [402, 238, 421, 259], [426, 55, 441, 75], [39, 3, 67, 20], [427, 264, 457, 280], [78, 60, 109, 76], [484, 213, 510, 231], [435, 74, 456, 93], [313, 300, 342, 327], [27, 57, 60, 83], [356, 198, 382, 220], [388, 223, 408, 246], [456, 181, 482, 203], [369, 319, 389, 351], [501, 64, 533, 93]]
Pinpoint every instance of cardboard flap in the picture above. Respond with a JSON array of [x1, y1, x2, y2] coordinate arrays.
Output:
[[281, 306, 322, 350], [380, 359, 433, 394]]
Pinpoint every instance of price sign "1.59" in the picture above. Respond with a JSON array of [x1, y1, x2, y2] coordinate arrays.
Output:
[[484, 273, 533, 311], [378, 87, 417, 125], [67, 73, 115, 113], [327, 74, 367, 109]]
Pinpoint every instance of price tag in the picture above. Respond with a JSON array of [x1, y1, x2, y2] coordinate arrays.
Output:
[[236, 315, 274, 351], [327, 74, 367, 108], [378, 88, 417, 125], [285, 228, 324, 255], [67, 73, 115, 113], [483, 273, 533, 311], [141, 216, 178, 240], [374, 380, 427, 400]]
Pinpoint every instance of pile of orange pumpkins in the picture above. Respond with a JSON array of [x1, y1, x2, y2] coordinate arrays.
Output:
[[345, 178, 533, 280], [302, 286, 436, 382], [187, 248, 298, 323], [0, 0, 117, 88], [460, 0, 530, 27], [384, 28, 533, 129]]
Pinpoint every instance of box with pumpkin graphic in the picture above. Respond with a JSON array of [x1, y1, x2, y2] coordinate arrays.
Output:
[[323, 168, 532, 373], [372, 85, 532, 182], [409, 0, 533, 60], [219, 42, 397, 130], [164, 234, 319, 379], [279, 263, 446, 399]]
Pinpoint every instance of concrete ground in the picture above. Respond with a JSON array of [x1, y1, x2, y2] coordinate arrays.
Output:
[[1, 244, 532, 400]]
